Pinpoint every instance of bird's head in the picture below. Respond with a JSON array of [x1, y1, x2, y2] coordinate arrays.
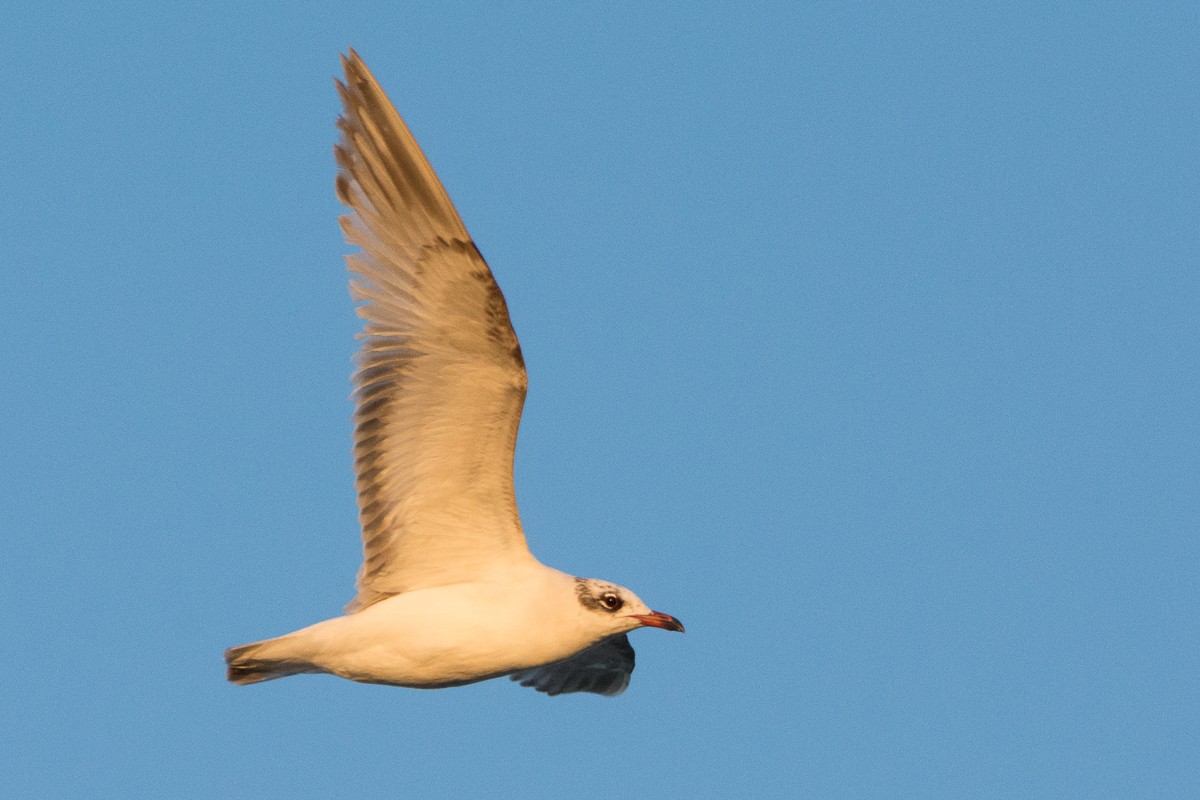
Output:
[[572, 577, 684, 636]]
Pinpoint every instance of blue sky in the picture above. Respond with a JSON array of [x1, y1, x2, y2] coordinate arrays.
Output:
[[2, 2, 1197, 797]]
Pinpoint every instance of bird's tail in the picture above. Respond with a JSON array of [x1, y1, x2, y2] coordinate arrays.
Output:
[[224, 635, 317, 686]]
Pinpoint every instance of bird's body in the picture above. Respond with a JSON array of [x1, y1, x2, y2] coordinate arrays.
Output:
[[232, 567, 617, 689], [225, 51, 681, 697]]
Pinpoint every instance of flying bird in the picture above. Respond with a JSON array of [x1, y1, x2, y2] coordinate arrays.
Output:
[[224, 51, 683, 697]]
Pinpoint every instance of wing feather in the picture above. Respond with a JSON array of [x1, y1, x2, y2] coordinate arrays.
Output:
[[335, 50, 533, 612], [510, 635, 636, 697]]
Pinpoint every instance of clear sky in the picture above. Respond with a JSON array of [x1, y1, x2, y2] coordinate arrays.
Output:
[[2, 2, 1197, 798]]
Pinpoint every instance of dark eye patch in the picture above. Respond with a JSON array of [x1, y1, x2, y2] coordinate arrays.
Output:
[[575, 577, 624, 614]]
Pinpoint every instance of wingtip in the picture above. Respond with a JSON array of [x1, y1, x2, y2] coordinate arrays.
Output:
[[338, 49, 363, 89], [341, 48, 374, 86]]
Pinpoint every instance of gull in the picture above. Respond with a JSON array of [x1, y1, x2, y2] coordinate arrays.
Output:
[[224, 51, 683, 697]]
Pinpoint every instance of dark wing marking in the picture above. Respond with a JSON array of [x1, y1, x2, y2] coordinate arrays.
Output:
[[510, 635, 636, 697]]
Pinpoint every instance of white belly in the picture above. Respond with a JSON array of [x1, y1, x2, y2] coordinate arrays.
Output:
[[296, 574, 590, 687]]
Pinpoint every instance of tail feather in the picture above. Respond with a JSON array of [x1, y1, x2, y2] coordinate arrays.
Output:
[[224, 638, 316, 686]]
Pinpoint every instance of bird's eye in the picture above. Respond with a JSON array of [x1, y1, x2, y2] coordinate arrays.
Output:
[[601, 593, 623, 611]]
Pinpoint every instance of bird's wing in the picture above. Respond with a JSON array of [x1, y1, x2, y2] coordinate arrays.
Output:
[[510, 635, 636, 696], [335, 50, 533, 612]]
